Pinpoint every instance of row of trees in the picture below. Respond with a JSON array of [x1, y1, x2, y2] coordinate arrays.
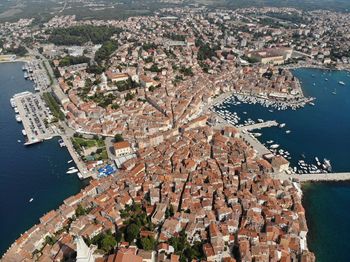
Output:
[[59, 55, 90, 67]]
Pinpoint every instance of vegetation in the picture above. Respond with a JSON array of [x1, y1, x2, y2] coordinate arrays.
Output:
[[4, 45, 27, 56], [59, 55, 90, 67], [125, 92, 135, 101], [86, 230, 117, 253], [71, 135, 107, 161], [75, 204, 87, 217], [42, 92, 65, 121], [95, 41, 118, 64], [48, 25, 121, 46], [89, 93, 118, 108], [179, 66, 194, 77], [169, 230, 204, 262], [115, 78, 140, 92], [114, 134, 124, 142], [164, 33, 186, 41], [196, 39, 218, 61]]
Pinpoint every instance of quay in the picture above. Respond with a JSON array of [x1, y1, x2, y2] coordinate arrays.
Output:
[[274, 172, 350, 182], [239, 120, 279, 131], [12, 91, 55, 145], [60, 135, 95, 180]]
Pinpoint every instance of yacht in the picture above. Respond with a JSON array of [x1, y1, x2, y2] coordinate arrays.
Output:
[[67, 160, 73, 164], [10, 98, 16, 108], [270, 144, 280, 149], [285, 130, 291, 134], [66, 168, 79, 174], [339, 81, 346, 86], [14, 107, 19, 114], [22, 129, 27, 136], [279, 123, 286, 128], [29, 198, 33, 203], [15, 114, 22, 122]]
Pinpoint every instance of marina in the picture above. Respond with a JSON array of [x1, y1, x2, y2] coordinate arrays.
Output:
[[22, 61, 51, 92]]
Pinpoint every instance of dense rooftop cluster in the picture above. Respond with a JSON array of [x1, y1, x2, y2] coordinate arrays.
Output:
[[3, 124, 315, 261]]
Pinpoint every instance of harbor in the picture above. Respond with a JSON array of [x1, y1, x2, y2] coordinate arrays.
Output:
[[0, 62, 85, 255]]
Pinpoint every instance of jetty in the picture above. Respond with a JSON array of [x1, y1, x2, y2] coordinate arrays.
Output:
[[274, 172, 350, 182], [239, 120, 279, 131]]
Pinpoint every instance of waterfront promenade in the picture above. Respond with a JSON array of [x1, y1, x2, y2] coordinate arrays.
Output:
[[275, 172, 350, 182]]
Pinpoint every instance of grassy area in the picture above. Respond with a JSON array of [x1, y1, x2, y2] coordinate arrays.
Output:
[[42, 92, 64, 121], [71, 136, 108, 161]]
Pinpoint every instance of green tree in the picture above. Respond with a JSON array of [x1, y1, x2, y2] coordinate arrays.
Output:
[[75, 204, 86, 217], [101, 234, 116, 252], [114, 134, 124, 142], [140, 237, 156, 251], [125, 224, 140, 243]]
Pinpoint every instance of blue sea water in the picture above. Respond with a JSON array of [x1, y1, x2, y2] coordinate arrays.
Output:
[[0, 62, 84, 256], [215, 68, 350, 261]]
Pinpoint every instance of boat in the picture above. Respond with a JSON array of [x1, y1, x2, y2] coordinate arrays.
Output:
[[22, 129, 27, 136], [339, 81, 346, 86], [325, 78, 328, 81], [66, 169, 79, 174], [323, 159, 332, 171], [29, 198, 33, 203], [14, 107, 19, 114], [58, 139, 65, 147], [332, 90, 337, 95], [270, 144, 280, 149], [15, 114, 22, 122], [279, 123, 286, 128], [67, 160, 73, 164], [10, 98, 15, 108], [309, 102, 315, 106], [17, 140, 21, 143], [285, 130, 291, 134]]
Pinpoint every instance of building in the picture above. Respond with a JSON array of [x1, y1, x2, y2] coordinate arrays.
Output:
[[75, 236, 95, 262], [114, 141, 132, 157]]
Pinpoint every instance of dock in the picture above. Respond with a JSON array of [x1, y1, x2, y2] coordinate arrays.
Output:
[[239, 120, 279, 131], [274, 172, 350, 182], [13, 91, 54, 145]]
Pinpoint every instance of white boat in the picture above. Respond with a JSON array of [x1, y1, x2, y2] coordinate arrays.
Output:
[[22, 129, 27, 136], [279, 123, 286, 128], [309, 102, 315, 106], [67, 160, 73, 164], [14, 107, 19, 114], [285, 130, 291, 134], [17, 140, 21, 143], [66, 169, 79, 174], [15, 114, 22, 122], [10, 98, 16, 108], [29, 198, 33, 203], [68, 166, 76, 170], [339, 81, 346, 86], [270, 144, 280, 149]]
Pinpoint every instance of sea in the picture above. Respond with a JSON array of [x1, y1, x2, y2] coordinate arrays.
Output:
[[0, 62, 85, 256], [214, 67, 350, 262]]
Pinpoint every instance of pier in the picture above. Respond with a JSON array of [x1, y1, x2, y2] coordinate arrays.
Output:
[[274, 172, 350, 182], [239, 120, 279, 131], [13, 91, 55, 145]]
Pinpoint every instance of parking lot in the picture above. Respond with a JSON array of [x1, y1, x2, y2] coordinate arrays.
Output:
[[13, 91, 55, 145]]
